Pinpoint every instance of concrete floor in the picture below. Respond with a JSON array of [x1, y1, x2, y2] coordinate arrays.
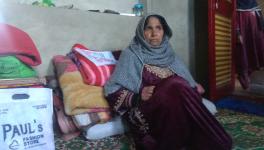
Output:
[[233, 70, 264, 103]]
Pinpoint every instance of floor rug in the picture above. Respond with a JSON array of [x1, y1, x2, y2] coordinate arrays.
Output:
[[55, 109, 264, 150], [216, 109, 264, 150], [215, 97, 264, 116], [55, 133, 135, 150]]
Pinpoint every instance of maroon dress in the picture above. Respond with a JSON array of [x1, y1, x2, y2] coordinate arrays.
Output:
[[236, 10, 264, 89], [106, 65, 232, 150]]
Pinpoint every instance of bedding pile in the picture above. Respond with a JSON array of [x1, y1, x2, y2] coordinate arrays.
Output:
[[52, 44, 125, 141], [0, 23, 45, 88]]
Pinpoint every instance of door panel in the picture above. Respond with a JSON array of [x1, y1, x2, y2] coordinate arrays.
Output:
[[208, 0, 236, 100]]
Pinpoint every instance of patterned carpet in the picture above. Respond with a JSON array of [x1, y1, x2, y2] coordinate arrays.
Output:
[[216, 109, 264, 150], [55, 109, 264, 150], [55, 133, 135, 150]]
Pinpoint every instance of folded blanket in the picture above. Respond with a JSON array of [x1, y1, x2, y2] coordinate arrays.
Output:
[[53, 94, 81, 141], [0, 55, 37, 78], [53, 55, 110, 115], [0, 77, 46, 89], [73, 111, 111, 128], [0, 23, 41, 66], [69, 44, 117, 86]]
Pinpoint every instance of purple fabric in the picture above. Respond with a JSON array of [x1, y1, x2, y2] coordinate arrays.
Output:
[[106, 67, 232, 150], [236, 11, 264, 89], [140, 76, 231, 150]]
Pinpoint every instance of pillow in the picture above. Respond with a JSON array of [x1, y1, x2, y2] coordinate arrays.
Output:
[[83, 116, 125, 140], [71, 44, 117, 86]]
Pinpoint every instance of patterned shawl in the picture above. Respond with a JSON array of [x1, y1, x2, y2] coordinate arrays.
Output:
[[104, 13, 196, 96]]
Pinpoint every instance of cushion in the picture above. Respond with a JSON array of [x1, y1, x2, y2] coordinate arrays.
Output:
[[71, 44, 117, 86], [83, 116, 125, 140]]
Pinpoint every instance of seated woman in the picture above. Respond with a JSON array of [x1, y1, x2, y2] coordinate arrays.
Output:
[[104, 13, 232, 150]]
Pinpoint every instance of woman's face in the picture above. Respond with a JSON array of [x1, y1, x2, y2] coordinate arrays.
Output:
[[144, 16, 164, 47]]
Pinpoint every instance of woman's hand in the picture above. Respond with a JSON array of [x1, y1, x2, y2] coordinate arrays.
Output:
[[196, 84, 205, 95], [141, 86, 155, 101]]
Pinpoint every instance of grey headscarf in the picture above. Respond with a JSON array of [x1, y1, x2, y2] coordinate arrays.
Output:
[[104, 13, 196, 96]]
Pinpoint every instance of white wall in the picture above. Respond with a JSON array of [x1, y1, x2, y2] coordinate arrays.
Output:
[[0, 2, 140, 76], [2, 0, 139, 14], [0, 0, 195, 77]]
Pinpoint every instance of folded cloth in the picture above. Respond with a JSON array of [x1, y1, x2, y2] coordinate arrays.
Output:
[[0, 55, 37, 78], [53, 55, 110, 115], [0, 23, 41, 66], [69, 44, 117, 86], [53, 94, 81, 141], [0, 77, 46, 88], [73, 111, 111, 128]]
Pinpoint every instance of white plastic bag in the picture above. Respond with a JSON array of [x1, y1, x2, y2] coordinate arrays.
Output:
[[0, 88, 54, 150]]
